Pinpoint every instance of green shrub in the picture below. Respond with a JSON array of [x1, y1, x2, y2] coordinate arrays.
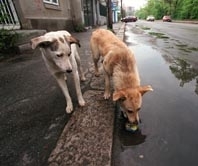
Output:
[[74, 23, 85, 32], [0, 29, 19, 54]]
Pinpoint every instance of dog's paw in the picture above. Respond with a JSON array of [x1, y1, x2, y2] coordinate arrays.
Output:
[[66, 105, 73, 114], [94, 72, 100, 77], [79, 100, 86, 107], [104, 92, 111, 100], [78, 97, 86, 106], [80, 75, 86, 81]]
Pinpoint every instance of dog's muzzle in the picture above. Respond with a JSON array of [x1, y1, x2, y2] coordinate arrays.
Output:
[[66, 69, 72, 73], [120, 106, 141, 125]]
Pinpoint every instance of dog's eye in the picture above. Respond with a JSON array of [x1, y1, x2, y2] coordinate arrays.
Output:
[[68, 52, 71, 56], [119, 97, 126, 101], [57, 53, 64, 57]]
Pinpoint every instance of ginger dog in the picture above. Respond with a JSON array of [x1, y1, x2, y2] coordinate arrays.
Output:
[[90, 29, 153, 124], [31, 30, 86, 113]]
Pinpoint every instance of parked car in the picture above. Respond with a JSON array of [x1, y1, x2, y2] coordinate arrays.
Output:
[[163, 15, 172, 22], [121, 16, 137, 22], [146, 15, 155, 21]]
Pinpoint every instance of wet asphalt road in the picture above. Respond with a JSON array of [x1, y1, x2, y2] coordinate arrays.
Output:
[[0, 50, 71, 166], [112, 21, 198, 166]]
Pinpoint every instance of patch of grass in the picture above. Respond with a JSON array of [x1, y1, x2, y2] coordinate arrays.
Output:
[[166, 46, 174, 49], [74, 23, 86, 32], [178, 48, 191, 53], [188, 47, 198, 51], [176, 44, 188, 47], [149, 32, 169, 39], [176, 44, 198, 52], [141, 26, 151, 30]]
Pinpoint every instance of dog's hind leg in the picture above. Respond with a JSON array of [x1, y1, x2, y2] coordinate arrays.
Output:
[[54, 72, 73, 113], [90, 42, 100, 77], [104, 71, 111, 99]]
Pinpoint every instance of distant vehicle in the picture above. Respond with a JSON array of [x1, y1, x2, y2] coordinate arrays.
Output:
[[146, 15, 155, 21], [163, 15, 172, 22], [121, 16, 137, 23]]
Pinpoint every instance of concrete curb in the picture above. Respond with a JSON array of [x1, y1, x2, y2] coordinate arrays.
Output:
[[48, 90, 115, 166]]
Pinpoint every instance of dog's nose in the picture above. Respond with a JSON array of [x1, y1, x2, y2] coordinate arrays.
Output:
[[133, 120, 139, 125], [66, 69, 72, 73]]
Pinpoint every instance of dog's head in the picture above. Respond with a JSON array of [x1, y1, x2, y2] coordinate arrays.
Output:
[[113, 85, 153, 124], [30, 31, 80, 72]]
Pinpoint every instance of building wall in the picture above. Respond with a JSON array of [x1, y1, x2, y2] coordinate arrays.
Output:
[[13, 0, 83, 31], [13, 0, 106, 31], [70, 0, 84, 27]]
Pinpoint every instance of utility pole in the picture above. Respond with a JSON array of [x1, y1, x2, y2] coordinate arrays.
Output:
[[120, 0, 123, 18], [107, 0, 113, 30]]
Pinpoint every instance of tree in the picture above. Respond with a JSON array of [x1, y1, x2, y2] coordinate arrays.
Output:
[[136, 0, 198, 20]]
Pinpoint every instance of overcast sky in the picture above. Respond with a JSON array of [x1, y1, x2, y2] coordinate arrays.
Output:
[[122, 0, 147, 9]]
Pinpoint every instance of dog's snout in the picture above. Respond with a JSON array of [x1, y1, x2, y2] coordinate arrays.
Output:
[[66, 69, 72, 73], [133, 118, 142, 125], [132, 120, 138, 125], [127, 110, 133, 114]]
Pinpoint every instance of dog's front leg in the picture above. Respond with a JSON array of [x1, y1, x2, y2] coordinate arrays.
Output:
[[104, 71, 111, 99], [70, 49, 86, 107], [73, 45, 86, 81], [73, 70, 86, 107], [54, 73, 73, 113]]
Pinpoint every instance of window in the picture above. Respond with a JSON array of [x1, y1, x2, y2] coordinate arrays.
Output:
[[43, 0, 59, 6]]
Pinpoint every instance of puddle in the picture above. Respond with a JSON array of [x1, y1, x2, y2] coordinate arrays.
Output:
[[125, 31, 139, 45], [121, 29, 198, 134], [113, 27, 198, 166]]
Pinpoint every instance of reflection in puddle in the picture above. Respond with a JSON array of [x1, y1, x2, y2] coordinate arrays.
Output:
[[169, 58, 198, 94], [116, 105, 146, 147], [125, 29, 198, 96], [124, 31, 138, 46], [119, 123, 146, 147]]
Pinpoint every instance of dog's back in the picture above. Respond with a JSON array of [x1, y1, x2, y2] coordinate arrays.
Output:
[[90, 29, 137, 79], [90, 29, 128, 58]]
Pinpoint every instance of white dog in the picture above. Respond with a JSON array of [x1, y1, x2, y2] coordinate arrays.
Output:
[[31, 30, 86, 113]]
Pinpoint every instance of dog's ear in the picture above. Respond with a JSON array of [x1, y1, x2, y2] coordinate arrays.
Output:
[[113, 91, 126, 101], [30, 36, 55, 49], [139, 85, 153, 96], [64, 35, 81, 47]]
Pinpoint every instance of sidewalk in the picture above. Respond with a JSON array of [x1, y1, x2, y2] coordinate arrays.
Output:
[[47, 23, 125, 166]]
